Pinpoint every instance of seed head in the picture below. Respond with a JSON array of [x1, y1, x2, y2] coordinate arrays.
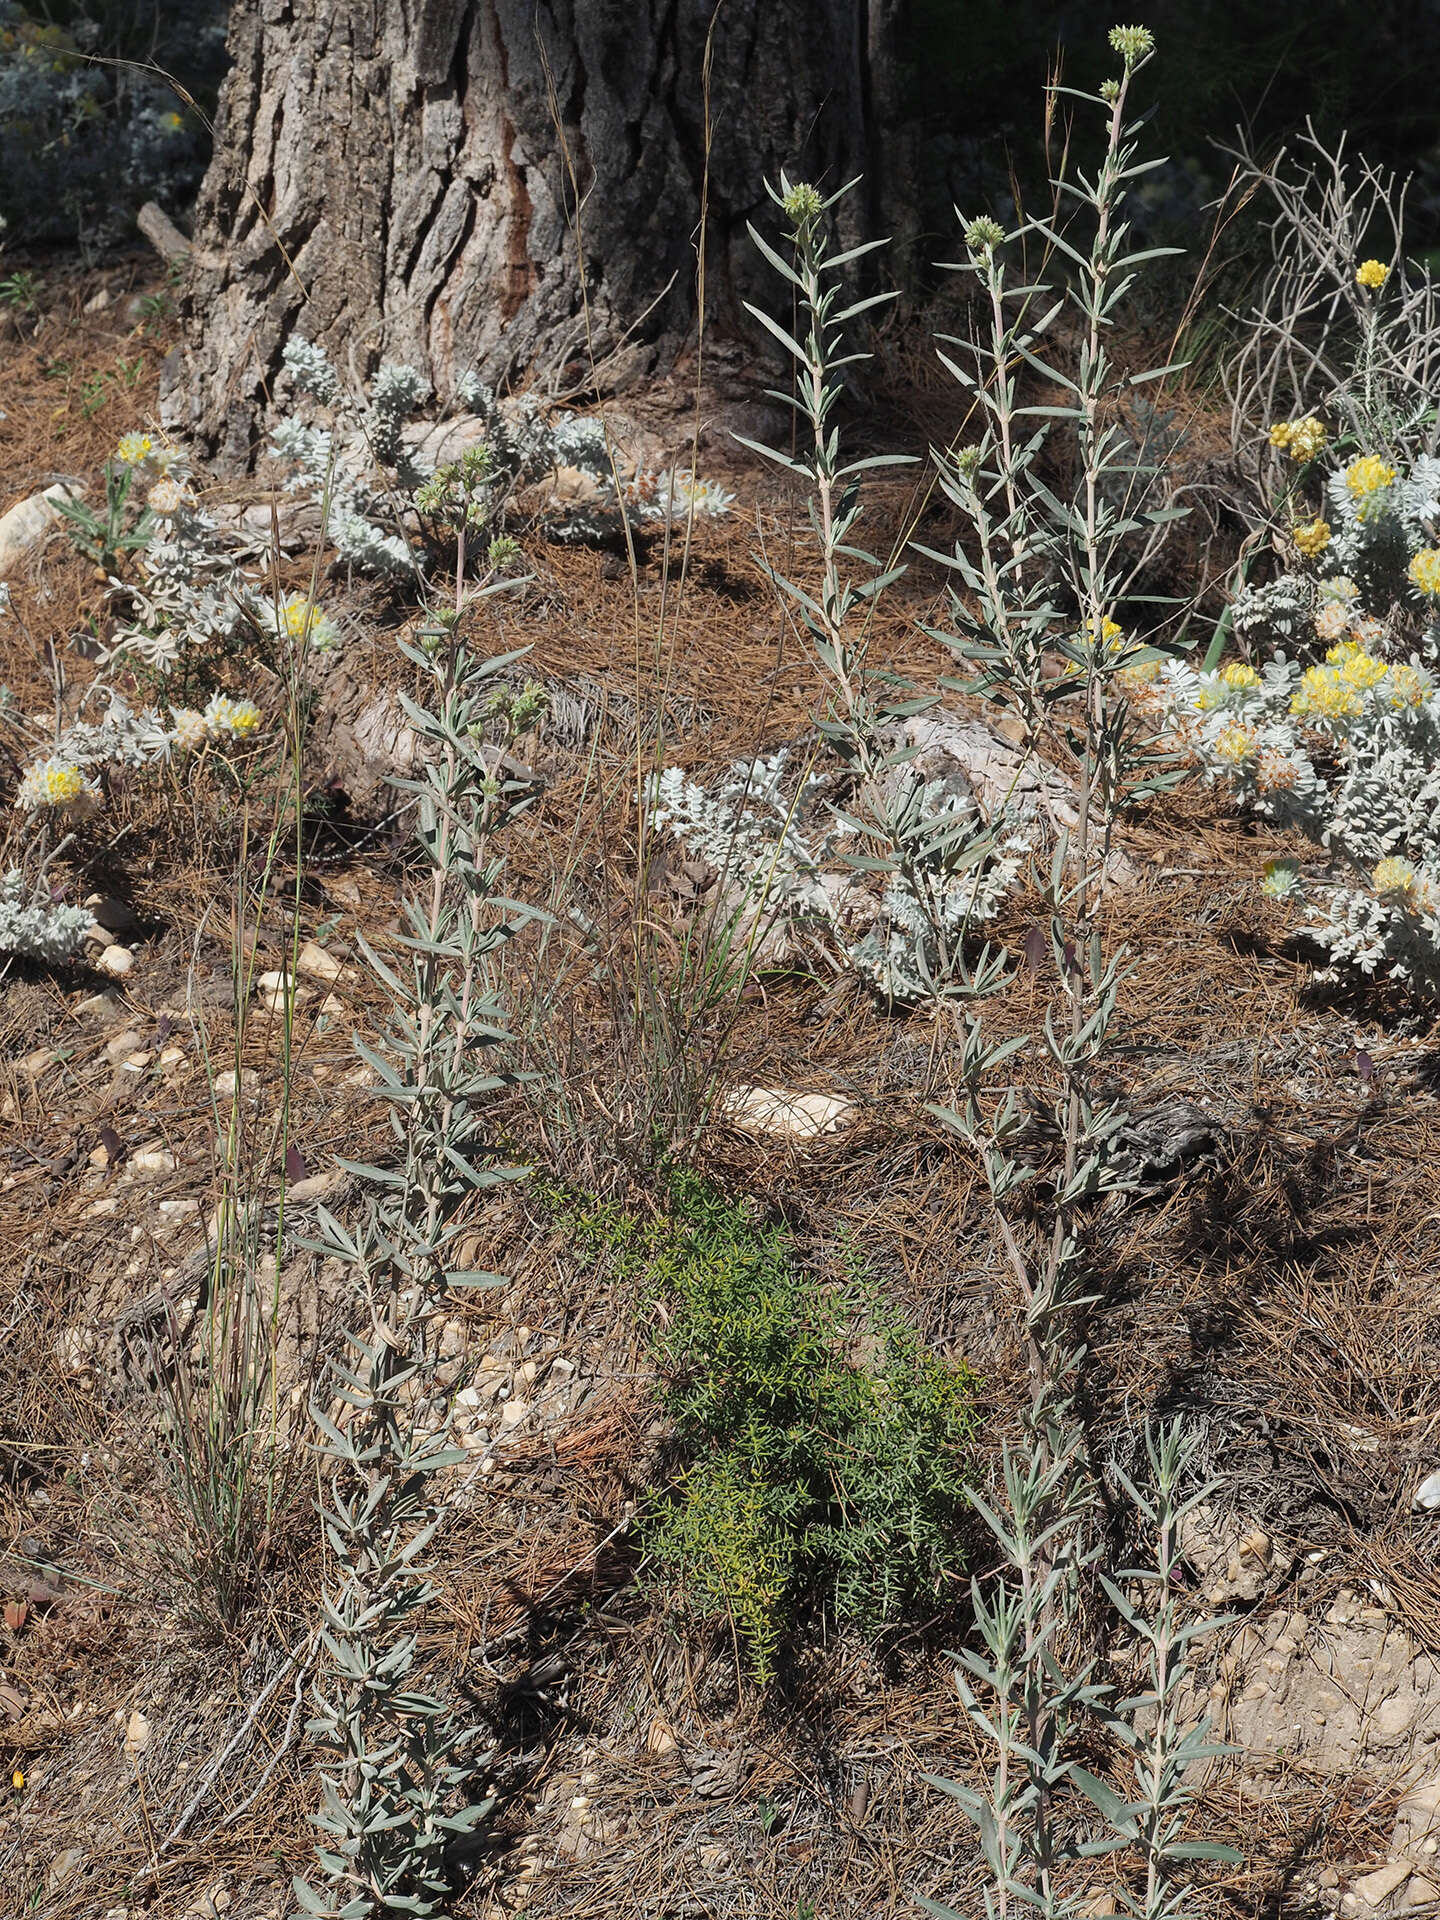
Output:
[[1107, 24, 1155, 66], [964, 215, 1006, 257], [781, 181, 824, 228]]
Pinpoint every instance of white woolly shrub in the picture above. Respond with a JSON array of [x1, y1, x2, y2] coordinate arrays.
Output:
[[647, 748, 1023, 1005], [0, 870, 92, 962], [272, 336, 732, 576]]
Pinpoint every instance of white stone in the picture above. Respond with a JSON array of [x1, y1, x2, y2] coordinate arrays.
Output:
[[131, 1147, 177, 1174], [75, 989, 125, 1022], [105, 1029, 143, 1063], [1355, 1864, 1412, 1908], [498, 1398, 529, 1429], [96, 944, 134, 978], [123, 1708, 151, 1757], [297, 939, 343, 981], [0, 483, 83, 574], [723, 1084, 857, 1141], [213, 1069, 257, 1098], [1413, 1472, 1440, 1512]]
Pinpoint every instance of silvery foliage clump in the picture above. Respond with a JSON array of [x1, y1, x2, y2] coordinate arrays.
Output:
[[43, 689, 181, 770], [0, 869, 92, 962], [294, 611, 546, 1920], [922, 28, 1235, 1916], [646, 174, 1022, 1006], [650, 749, 1026, 1003], [274, 337, 732, 574], [88, 461, 271, 677]]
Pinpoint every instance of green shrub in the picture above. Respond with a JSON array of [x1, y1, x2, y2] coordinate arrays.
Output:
[[572, 1174, 982, 1680]]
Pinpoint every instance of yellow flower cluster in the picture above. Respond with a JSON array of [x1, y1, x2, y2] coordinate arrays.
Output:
[[1410, 549, 1440, 597], [1196, 660, 1262, 710], [1293, 518, 1331, 558], [1386, 663, 1431, 708], [1345, 454, 1396, 503], [1290, 640, 1401, 720], [1213, 723, 1259, 766], [1269, 416, 1328, 462], [1327, 639, 1387, 689], [204, 695, 263, 740], [276, 594, 339, 653], [1373, 856, 1418, 895], [115, 432, 154, 466], [15, 756, 100, 815], [1356, 259, 1390, 290]]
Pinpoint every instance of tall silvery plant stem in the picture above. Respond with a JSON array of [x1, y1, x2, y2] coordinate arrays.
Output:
[[925, 27, 1232, 1920], [292, 589, 547, 1920]]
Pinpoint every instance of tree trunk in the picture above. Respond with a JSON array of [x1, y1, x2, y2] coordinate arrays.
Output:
[[167, 0, 893, 465]]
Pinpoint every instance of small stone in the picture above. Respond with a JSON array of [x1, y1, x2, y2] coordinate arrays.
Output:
[[123, 1708, 151, 1757], [84, 1197, 119, 1217], [498, 1398, 529, 1429], [105, 1030, 143, 1064], [76, 990, 125, 1022], [20, 1047, 52, 1077], [158, 1199, 198, 1221], [646, 1716, 677, 1755], [0, 482, 84, 573], [213, 1069, 257, 1098], [723, 1084, 857, 1140], [83, 287, 111, 312], [1355, 1864, 1413, 1908], [287, 1170, 344, 1205], [297, 939, 343, 982], [1404, 1877, 1440, 1909], [121, 1051, 153, 1072], [96, 944, 134, 979], [46, 1847, 86, 1893], [158, 1046, 186, 1070], [1414, 1472, 1440, 1512], [131, 1147, 177, 1175], [1320, 1868, 1343, 1889]]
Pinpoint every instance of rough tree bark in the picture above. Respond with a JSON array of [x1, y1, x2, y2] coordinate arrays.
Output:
[[167, 0, 905, 464]]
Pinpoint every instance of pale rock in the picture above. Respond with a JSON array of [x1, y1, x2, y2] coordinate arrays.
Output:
[[123, 1708, 151, 1757], [83, 1196, 119, 1218], [1355, 1864, 1413, 1908], [213, 1069, 257, 1098], [1395, 1778, 1440, 1858], [158, 1199, 198, 1221], [46, 1847, 86, 1893], [1406, 1879, 1440, 1911], [1413, 1472, 1440, 1512], [121, 1051, 153, 1072], [297, 939, 343, 982], [105, 1030, 143, 1064], [0, 482, 83, 574], [83, 287, 111, 313], [159, 1045, 186, 1070], [316, 992, 343, 1016], [498, 1397, 529, 1429], [131, 1146, 177, 1174], [20, 1046, 52, 1077], [96, 944, 135, 979], [724, 1084, 857, 1141], [646, 1716, 678, 1755], [1374, 1696, 1420, 1745], [76, 989, 126, 1022], [286, 1170, 345, 1205]]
